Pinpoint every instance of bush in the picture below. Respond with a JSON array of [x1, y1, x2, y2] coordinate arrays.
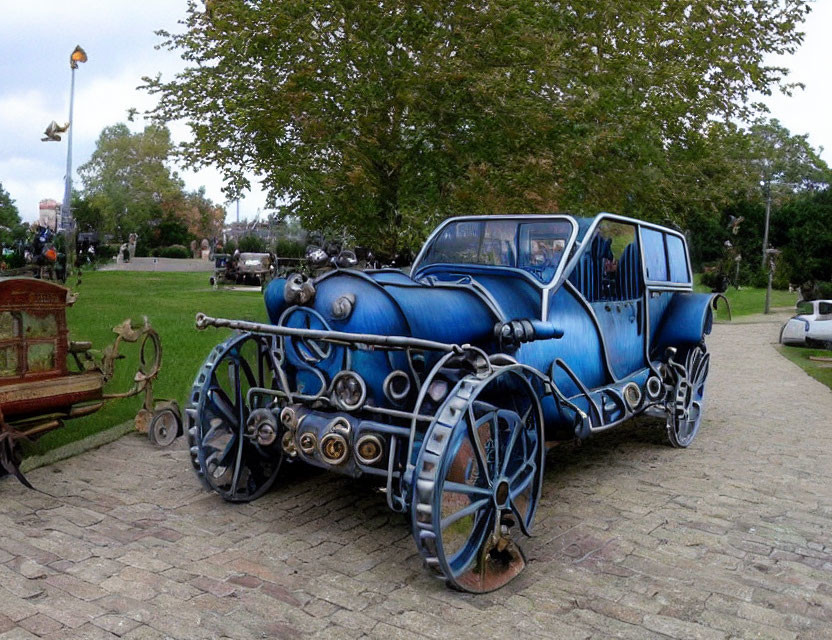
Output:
[[151, 245, 191, 259], [272, 237, 305, 258], [817, 281, 832, 299], [222, 239, 237, 255], [95, 244, 120, 262], [238, 234, 266, 253], [700, 269, 728, 292]]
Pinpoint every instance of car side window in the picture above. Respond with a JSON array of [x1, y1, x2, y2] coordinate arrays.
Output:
[[666, 234, 691, 284], [818, 302, 832, 319], [641, 228, 667, 281], [569, 221, 642, 301]]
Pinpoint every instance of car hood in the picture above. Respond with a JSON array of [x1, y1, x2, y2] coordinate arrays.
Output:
[[264, 269, 501, 348]]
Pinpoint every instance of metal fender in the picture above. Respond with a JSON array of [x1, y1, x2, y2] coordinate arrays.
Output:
[[652, 292, 722, 355]]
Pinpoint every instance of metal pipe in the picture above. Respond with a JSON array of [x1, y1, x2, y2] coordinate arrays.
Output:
[[195, 313, 463, 353]]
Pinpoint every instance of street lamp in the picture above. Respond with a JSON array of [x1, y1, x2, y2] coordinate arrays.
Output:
[[61, 45, 87, 275]]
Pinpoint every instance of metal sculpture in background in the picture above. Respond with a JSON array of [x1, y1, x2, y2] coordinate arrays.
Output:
[[0, 278, 181, 486], [187, 212, 724, 592]]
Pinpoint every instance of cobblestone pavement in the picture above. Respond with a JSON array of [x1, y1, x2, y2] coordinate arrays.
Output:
[[2, 314, 832, 639]]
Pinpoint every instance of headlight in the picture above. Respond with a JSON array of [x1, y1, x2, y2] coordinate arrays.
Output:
[[331, 371, 366, 411]]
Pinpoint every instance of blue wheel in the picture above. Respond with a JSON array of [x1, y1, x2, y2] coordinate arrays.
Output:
[[411, 366, 544, 592], [187, 333, 283, 502], [666, 344, 709, 448]]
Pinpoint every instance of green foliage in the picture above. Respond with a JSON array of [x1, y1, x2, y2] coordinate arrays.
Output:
[[686, 118, 830, 288], [78, 123, 184, 241], [155, 215, 193, 248], [694, 274, 796, 319], [0, 182, 27, 246], [144, 0, 812, 253], [150, 245, 192, 259], [222, 238, 237, 255], [272, 237, 305, 258], [95, 244, 120, 263], [237, 234, 265, 253], [776, 188, 832, 286]]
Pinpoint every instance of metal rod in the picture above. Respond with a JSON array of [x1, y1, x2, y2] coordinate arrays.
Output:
[[761, 184, 771, 270], [62, 66, 77, 276], [195, 313, 463, 353]]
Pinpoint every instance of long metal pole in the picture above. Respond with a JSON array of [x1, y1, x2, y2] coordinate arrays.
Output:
[[761, 184, 771, 270], [62, 65, 77, 276]]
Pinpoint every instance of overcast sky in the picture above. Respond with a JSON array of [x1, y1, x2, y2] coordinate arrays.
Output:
[[1, 1, 830, 224]]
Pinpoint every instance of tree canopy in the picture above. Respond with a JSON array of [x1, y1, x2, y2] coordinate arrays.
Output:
[[78, 123, 185, 239], [77, 123, 226, 246], [0, 182, 26, 245], [144, 0, 812, 252]]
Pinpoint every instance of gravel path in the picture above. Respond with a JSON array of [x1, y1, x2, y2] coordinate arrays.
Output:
[[98, 257, 214, 272], [2, 312, 832, 639]]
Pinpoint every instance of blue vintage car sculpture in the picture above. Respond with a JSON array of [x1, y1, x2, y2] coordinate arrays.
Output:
[[187, 213, 718, 592]]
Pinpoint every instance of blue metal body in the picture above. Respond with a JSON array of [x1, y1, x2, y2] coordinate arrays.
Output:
[[190, 212, 719, 592], [262, 213, 714, 442]]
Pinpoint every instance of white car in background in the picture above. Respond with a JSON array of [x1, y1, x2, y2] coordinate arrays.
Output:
[[780, 299, 832, 349]]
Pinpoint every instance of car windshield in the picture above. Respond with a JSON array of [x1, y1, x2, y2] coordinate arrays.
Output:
[[420, 218, 573, 283]]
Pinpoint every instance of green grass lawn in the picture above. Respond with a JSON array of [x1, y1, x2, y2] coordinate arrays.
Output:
[[693, 275, 797, 321], [23, 271, 268, 455], [777, 345, 832, 393]]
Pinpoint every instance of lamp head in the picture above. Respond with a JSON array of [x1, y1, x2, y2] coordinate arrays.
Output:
[[70, 46, 88, 69]]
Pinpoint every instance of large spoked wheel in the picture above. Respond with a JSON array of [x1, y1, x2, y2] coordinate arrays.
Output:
[[189, 332, 283, 502], [411, 366, 545, 593], [666, 344, 710, 448]]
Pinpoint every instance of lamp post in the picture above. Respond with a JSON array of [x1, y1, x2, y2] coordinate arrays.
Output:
[[60, 45, 87, 276]]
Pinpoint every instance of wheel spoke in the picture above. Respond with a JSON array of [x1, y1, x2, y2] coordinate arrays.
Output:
[[509, 458, 532, 485], [443, 481, 492, 498], [238, 356, 258, 388], [467, 405, 491, 485], [207, 388, 238, 427], [510, 463, 536, 495], [471, 410, 498, 472], [509, 497, 532, 535], [499, 411, 523, 477], [441, 498, 490, 531]]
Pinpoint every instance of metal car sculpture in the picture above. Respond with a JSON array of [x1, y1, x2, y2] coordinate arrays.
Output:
[[780, 299, 832, 349], [187, 213, 720, 592], [0, 278, 181, 486]]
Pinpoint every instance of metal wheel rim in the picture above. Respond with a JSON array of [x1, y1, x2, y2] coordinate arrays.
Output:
[[191, 333, 283, 502], [668, 346, 709, 448], [149, 409, 179, 446], [412, 367, 544, 593]]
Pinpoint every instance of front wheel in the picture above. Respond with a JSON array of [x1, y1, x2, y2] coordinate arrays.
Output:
[[189, 333, 284, 502], [411, 366, 545, 592]]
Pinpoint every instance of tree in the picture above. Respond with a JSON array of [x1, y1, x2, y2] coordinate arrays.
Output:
[[777, 188, 832, 286], [0, 182, 26, 246], [747, 118, 830, 267], [685, 119, 829, 286], [78, 123, 185, 240], [144, 0, 812, 253], [178, 187, 226, 241]]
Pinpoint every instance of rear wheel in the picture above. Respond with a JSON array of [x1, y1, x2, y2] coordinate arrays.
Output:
[[666, 344, 710, 448]]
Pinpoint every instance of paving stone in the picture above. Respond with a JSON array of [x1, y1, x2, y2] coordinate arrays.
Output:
[[91, 615, 142, 637], [17, 614, 63, 637]]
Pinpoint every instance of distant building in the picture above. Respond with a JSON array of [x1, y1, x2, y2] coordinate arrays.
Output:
[[38, 199, 60, 231]]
